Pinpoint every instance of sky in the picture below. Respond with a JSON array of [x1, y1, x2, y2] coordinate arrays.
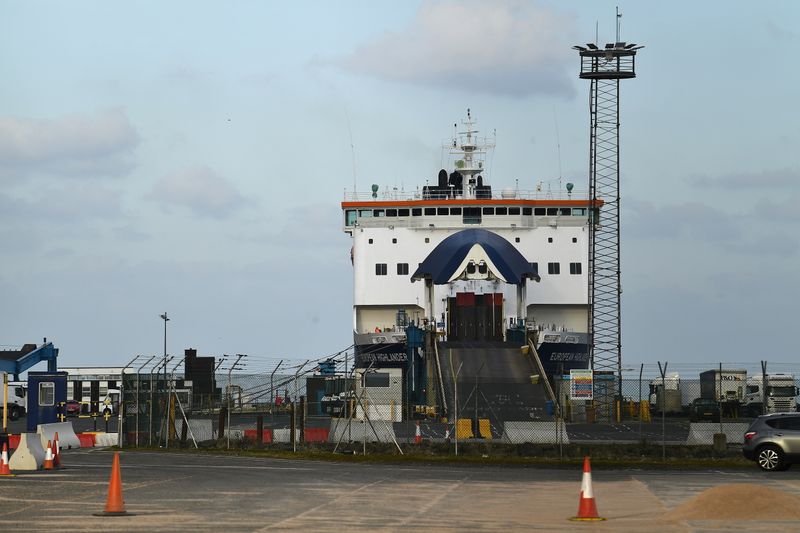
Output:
[[1, 1, 798, 373]]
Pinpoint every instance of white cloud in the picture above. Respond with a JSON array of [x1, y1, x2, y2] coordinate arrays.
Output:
[[337, 0, 577, 98], [147, 166, 248, 218], [689, 168, 799, 189], [0, 108, 139, 179]]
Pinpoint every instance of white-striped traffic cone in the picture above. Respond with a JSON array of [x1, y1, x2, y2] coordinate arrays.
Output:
[[570, 456, 605, 521], [43, 440, 54, 470], [53, 432, 61, 468], [414, 421, 422, 444], [0, 443, 15, 477]]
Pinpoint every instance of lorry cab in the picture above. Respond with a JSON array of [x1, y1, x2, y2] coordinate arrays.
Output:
[[2, 382, 27, 420], [99, 389, 121, 415]]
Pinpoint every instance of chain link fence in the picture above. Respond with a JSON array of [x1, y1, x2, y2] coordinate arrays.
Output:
[[119, 359, 800, 455]]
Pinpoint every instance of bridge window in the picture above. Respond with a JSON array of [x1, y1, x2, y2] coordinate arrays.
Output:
[[437, 207, 449, 215], [570, 263, 582, 275], [363, 372, 390, 387], [463, 208, 481, 224], [548, 262, 560, 275], [345, 210, 357, 225], [374, 209, 385, 217], [546, 208, 558, 216], [397, 263, 409, 275], [509, 207, 520, 215], [573, 208, 586, 216], [495, 207, 507, 215], [534, 207, 546, 215], [386, 209, 397, 217], [359, 209, 373, 218], [523, 207, 532, 215], [412, 208, 422, 216], [398, 209, 409, 217], [375, 263, 387, 276], [560, 208, 572, 216], [482, 207, 494, 215], [424, 208, 436, 215], [450, 207, 462, 215]]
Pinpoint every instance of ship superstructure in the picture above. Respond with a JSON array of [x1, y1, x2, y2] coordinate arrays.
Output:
[[341, 111, 597, 421]]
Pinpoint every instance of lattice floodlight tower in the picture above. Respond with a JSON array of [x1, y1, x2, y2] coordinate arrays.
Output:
[[572, 39, 643, 419]]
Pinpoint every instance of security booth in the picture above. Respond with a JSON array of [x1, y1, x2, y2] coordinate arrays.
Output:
[[26, 371, 68, 431]]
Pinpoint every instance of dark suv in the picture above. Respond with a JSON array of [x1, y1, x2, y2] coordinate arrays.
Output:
[[743, 413, 800, 471]]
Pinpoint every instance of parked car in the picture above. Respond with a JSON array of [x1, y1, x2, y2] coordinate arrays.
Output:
[[64, 400, 81, 417], [688, 398, 720, 422], [743, 413, 800, 471]]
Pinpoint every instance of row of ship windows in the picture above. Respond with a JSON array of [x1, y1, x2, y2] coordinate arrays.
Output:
[[375, 262, 582, 276], [369, 237, 580, 244], [346, 206, 588, 225]]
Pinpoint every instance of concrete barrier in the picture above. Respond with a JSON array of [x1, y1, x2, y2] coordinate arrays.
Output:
[[8, 433, 46, 471], [685, 423, 749, 445], [328, 420, 397, 443], [501, 421, 570, 444], [272, 428, 299, 443], [93, 433, 119, 447], [77, 433, 96, 447], [175, 419, 214, 442], [38, 421, 81, 450], [303, 427, 329, 443], [243, 429, 273, 444]]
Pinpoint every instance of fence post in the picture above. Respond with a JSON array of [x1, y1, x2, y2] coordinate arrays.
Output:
[[290, 401, 296, 452], [761, 360, 768, 416], [256, 415, 263, 449], [218, 406, 227, 442], [657, 361, 667, 461], [299, 396, 305, 445]]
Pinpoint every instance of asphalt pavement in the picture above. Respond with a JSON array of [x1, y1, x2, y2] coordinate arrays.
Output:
[[2, 448, 800, 532]]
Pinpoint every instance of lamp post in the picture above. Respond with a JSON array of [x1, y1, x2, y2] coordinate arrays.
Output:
[[160, 312, 169, 383], [160, 312, 169, 447]]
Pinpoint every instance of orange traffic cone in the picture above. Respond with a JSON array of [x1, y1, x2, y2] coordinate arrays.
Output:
[[94, 452, 130, 516], [43, 440, 54, 470], [570, 456, 605, 521], [0, 443, 15, 477], [53, 432, 61, 468], [414, 421, 422, 444]]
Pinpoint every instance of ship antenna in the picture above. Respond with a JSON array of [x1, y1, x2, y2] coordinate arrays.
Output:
[[616, 6, 622, 43], [553, 106, 563, 191], [344, 106, 357, 194]]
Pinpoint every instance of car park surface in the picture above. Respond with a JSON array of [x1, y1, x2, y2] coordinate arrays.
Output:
[[3, 449, 800, 532]]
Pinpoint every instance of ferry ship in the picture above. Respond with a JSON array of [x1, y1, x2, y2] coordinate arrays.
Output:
[[341, 110, 593, 422]]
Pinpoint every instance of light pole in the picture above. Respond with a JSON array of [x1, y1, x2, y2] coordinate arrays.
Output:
[[160, 312, 169, 446], [160, 312, 169, 384]]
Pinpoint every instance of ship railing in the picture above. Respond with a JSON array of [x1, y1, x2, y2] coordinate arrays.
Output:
[[343, 187, 590, 202], [349, 216, 587, 230]]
